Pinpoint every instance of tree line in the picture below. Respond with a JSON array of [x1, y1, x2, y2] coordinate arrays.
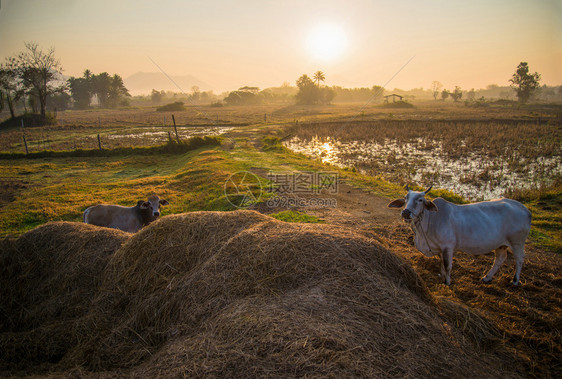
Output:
[[431, 62, 542, 103], [0, 43, 548, 122], [68, 70, 130, 109], [0, 42, 131, 124], [224, 71, 385, 106]]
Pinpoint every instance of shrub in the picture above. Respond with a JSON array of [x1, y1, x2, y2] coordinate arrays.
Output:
[[156, 101, 186, 112], [0, 113, 57, 129]]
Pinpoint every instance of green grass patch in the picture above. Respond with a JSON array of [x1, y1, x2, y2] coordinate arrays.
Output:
[[261, 135, 290, 152], [503, 180, 562, 254], [269, 210, 323, 223], [0, 146, 246, 236], [428, 188, 469, 204]]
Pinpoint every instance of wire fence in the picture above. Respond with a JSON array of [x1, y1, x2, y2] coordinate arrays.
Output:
[[0, 114, 237, 154]]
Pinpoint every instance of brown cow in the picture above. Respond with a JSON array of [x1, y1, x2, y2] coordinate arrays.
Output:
[[83, 195, 169, 233]]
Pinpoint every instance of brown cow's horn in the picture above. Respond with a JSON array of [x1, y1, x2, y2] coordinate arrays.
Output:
[[424, 185, 433, 194]]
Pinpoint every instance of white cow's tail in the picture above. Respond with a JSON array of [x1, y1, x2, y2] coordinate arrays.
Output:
[[83, 207, 91, 223]]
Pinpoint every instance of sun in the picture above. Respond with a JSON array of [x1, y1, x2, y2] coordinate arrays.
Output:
[[306, 23, 347, 61]]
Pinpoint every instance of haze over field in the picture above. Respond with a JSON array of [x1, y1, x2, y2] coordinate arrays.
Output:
[[0, 0, 560, 93]]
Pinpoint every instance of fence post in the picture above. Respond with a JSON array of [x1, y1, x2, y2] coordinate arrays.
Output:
[[168, 131, 172, 142], [97, 134, 102, 150], [21, 119, 29, 154], [172, 115, 180, 143], [23, 135, 29, 154]]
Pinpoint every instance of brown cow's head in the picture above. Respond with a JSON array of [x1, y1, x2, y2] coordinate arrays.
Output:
[[387, 185, 438, 221], [140, 195, 169, 221]]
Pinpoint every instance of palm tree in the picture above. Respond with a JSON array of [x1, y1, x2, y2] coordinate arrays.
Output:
[[313, 71, 325, 88]]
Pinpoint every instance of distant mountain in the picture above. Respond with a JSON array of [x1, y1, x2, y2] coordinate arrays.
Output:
[[124, 72, 212, 95]]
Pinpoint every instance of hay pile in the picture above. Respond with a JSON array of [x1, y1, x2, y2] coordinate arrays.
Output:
[[1, 211, 518, 377], [0, 222, 130, 372]]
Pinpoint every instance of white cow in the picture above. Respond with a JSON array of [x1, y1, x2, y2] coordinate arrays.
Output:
[[83, 195, 169, 233], [388, 186, 531, 285]]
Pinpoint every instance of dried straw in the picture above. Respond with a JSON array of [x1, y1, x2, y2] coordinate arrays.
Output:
[[1, 211, 520, 377]]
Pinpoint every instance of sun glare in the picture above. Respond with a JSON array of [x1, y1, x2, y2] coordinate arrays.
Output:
[[306, 23, 347, 61]]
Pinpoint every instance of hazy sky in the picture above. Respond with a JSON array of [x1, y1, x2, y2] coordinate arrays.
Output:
[[0, 0, 560, 92]]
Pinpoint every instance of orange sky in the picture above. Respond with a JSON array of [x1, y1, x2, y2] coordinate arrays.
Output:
[[0, 0, 560, 93]]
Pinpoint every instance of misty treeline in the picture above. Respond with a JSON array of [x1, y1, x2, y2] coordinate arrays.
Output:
[[68, 70, 130, 109], [2, 43, 560, 121], [149, 86, 217, 106], [0, 42, 132, 123], [216, 65, 558, 107], [430, 63, 549, 104], [142, 83, 388, 107]]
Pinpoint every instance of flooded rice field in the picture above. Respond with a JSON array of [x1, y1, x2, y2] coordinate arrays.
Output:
[[103, 126, 232, 144], [285, 120, 561, 201], [0, 126, 233, 153]]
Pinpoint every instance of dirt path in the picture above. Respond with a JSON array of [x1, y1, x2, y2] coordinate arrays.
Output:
[[294, 181, 398, 227], [253, 173, 399, 229]]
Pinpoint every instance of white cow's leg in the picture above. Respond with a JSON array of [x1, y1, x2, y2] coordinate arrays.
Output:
[[439, 252, 446, 280], [481, 246, 508, 283], [511, 243, 525, 286], [441, 248, 453, 285]]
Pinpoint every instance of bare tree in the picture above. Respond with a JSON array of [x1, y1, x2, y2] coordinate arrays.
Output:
[[15, 42, 65, 122], [431, 81, 442, 100], [0, 60, 24, 118]]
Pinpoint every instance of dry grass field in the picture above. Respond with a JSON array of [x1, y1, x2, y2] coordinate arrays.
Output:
[[2, 100, 558, 153], [0, 101, 560, 377]]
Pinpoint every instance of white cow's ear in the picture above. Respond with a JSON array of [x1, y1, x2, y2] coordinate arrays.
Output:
[[160, 199, 169, 206], [140, 201, 150, 209], [388, 198, 405, 208], [425, 200, 438, 212]]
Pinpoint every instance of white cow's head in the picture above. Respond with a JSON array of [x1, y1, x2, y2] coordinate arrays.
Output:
[[140, 195, 169, 220], [387, 185, 438, 221]]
